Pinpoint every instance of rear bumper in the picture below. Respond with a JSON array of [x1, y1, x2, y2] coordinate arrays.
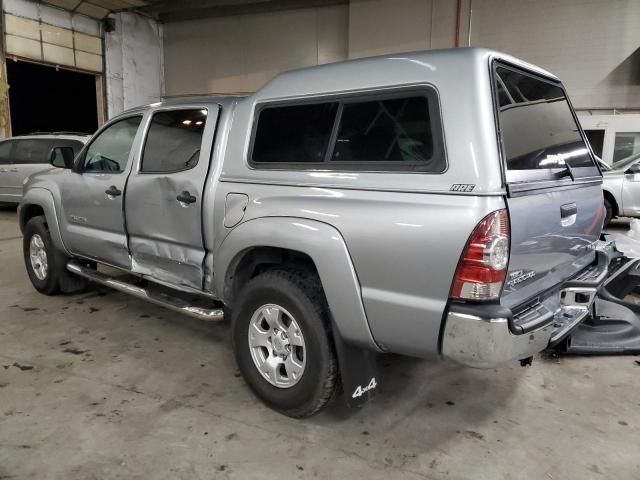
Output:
[[441, 242, 617, 368]]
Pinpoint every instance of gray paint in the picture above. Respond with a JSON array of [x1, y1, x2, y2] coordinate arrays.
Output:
[[20, 48, 604, 363]]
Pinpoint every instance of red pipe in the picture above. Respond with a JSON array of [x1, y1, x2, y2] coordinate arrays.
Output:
[[454, 0, 462, 47]]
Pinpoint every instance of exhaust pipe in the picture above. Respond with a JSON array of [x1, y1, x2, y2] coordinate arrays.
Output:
[[67, 261, 224, 322]]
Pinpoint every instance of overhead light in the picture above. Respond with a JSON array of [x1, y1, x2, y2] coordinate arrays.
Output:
[[201, 110, 207, 115], [182, 120, 192, 125], [195, 121, 203, 125]]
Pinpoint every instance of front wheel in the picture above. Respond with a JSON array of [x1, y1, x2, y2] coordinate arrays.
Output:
[[23, 216, 87, 295], [232, 269, 338, 418]]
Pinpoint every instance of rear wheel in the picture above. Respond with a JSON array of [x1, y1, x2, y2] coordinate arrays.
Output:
[[604, 197, 613, 227], [232, 269, 338, 418], [23, 216, 87, 295]]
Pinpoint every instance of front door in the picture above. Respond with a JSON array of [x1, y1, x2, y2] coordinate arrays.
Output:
[[125, 106, 218, 290], [60, 115, 143, 268]]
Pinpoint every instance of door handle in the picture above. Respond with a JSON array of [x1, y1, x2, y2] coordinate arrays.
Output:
[[105, 185, 122, 197], [560, 202, 577, 226], [176, 191, 197, 204]]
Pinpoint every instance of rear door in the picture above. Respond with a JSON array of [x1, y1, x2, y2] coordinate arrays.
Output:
[[125, 106, 218, 290], [12, 138, 54, 200], [0, 140, 16, 202], [493, 63, 603, 309]]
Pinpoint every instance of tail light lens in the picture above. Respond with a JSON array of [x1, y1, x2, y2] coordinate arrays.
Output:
[[451, 209, 510, 301]]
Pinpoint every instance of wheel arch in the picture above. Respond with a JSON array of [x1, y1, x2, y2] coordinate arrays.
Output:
[[215, 217, 380, 351], [603, 189, 619, 217], [18, 188, 69, 255]]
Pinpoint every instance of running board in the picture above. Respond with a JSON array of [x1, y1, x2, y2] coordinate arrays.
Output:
[[66, 261, 224, 321]]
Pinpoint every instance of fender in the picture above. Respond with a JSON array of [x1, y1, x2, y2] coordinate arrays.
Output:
[[216, 216, 380, 407], [18, 187, 70, 255], [215, 216, 380, 351]]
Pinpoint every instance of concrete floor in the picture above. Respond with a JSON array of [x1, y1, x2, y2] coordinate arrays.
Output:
[[1, 207, 639, 480]]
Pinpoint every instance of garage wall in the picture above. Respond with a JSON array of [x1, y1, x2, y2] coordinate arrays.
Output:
[[469, 0, 640, 110], [348, 0, 460, 58], [162, 4, 348, 96], [104, 12, 163, 118]]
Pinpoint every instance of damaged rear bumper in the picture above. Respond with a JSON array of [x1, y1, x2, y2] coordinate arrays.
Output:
[[441, 241, 635, 368]]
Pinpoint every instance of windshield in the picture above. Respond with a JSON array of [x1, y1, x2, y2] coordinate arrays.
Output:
[[611, 152, 640, 171]]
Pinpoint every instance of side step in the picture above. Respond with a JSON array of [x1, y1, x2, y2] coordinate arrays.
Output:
[[67, 261, 224, 321]]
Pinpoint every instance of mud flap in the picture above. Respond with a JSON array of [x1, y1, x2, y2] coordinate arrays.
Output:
[[559, 258, 640, 355], [331, 318, 378, 408]]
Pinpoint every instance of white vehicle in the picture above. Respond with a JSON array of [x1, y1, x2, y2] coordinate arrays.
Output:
[[579, 113, 640, 167], [0, 132, 88, 204], [600, 153, 640, 224]]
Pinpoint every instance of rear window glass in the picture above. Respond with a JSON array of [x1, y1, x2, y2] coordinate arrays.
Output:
[[251, 91, 444, 172], [495, 66, 595, 173]]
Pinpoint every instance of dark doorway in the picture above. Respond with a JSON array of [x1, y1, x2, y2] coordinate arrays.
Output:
[[6, 60, 99, 136]]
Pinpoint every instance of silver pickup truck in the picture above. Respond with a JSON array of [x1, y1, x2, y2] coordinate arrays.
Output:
[[18, 48, 640, 418]]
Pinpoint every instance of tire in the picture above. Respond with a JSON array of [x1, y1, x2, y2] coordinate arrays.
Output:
[[23, 216, 87, 295], [232, 269, 338, 418], [604, 197, 613, 227]]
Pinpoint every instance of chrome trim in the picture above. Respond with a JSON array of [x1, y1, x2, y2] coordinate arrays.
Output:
[[442, 311, 553, 368], [560, 287, 597, 308], [67, 261, 224, 322]]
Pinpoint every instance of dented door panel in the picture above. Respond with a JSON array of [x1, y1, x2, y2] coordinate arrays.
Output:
[[125, 105, 220, 290]]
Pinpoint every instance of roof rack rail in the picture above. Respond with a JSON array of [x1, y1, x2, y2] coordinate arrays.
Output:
[[24, 131, 91, 136]]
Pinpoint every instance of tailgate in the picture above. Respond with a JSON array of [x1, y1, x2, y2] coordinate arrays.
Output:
[[492, 62, 603, 308]]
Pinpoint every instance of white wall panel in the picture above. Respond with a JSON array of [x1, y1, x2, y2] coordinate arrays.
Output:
[[5, 15, 41, 40], [348, 0, 432, 58], [5, 35, 42, 59], [42, 43, 75, 66], [469, 0, 640, 109], [104, 12, 162, 117], [163, 4, 349, 96]]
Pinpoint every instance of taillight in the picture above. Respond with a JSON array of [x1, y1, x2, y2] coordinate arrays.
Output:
[[451, 209, 510, 301]]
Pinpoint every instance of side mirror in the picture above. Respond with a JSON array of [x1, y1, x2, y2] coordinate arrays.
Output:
[[626, 163, 640, 175], [49, 146, 75, 169]]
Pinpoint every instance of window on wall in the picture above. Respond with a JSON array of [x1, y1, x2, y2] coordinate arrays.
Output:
[[613, 132, 640, 162], [251, 90, 445, 172], [141, 109, 207, 173]]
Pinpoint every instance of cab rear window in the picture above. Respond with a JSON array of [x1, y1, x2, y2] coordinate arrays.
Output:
[[494, 65, 597, 180]]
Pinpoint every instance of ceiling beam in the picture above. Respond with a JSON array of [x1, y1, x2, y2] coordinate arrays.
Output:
[[139, 0, 348, 23]]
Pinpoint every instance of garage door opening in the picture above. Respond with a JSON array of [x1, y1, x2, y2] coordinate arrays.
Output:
[[6, 60, 99, 136]]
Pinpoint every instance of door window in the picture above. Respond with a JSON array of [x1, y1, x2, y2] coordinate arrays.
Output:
[[83, 116, 142, 173], [13, 139, 54, 164], [0, 140, 13, 165], [141, 109, 207, 173], [584, 129, 605, 159], [613, 132, 640, 163]]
